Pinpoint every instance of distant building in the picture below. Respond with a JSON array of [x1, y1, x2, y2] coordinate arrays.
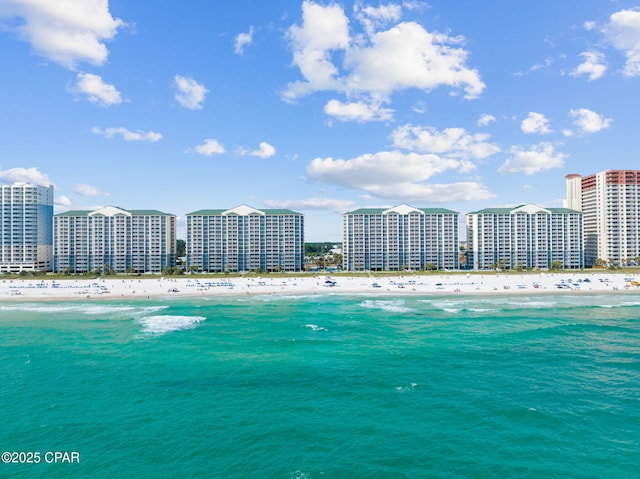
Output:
[[0, 183, 54, 272], [186, 205, 305, 272], [342, 204, 459, 271], [54, 206, 177, 273], [466, 204, 583, 270], [566, 170, 640, 267]]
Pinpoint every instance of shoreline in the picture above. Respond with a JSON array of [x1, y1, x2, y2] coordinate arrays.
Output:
[[1, 272, 639, 301]]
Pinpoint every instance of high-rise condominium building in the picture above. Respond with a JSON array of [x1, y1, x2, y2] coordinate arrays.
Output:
[[186, 205, 305, 272], [0, 183, 54, 272], [466, 204, 583, 270], [54, 206, 177, 273], [342, 204, 459, 271], [565, 170, 640, 267]]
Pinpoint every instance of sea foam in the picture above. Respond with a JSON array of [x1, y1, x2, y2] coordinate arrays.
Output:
[[137, 315, 206, 335], [359, 299, 414, 313]]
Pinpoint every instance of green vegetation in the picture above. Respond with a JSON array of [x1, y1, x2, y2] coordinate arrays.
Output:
[[176, 239, 186, 257]]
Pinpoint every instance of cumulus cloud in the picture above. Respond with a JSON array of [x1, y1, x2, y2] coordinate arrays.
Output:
[[498, 143, 566, 175], [365, 181, 495, 203], [70, 73, 121, 106], [324, 99, 393, 122], [55, 195, 72, 207], [264, 197, 355, 213], [190, 139, 225, 156], [234, 26, 254, 55], [354, 1, 402, 36], [174, 75, 207, 109], [0, 0, 124, 69], [391, 124, 500, 160], [92, 127, 162, 142], [305, 149, 493, 202], [248, 142, 276, 159], [74, 183, 109, 197], [283, 1, 484, 121], [477, 114, 496, 127], [0, 166, 52, 186], [569, 108, 612, 133], [520, 112, 552, 134], [571, 51, 607, 81], [307, 151, 460, 188], [602, 8, 640, 76]]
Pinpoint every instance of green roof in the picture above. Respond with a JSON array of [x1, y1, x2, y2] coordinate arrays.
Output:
[[128, 209, 175, 216], [344, 207, 459, 215], [54, 210, 92, 217], [55, 207, 175, 217], [187, 208, 302, 216], [468, 205, 582, 215]]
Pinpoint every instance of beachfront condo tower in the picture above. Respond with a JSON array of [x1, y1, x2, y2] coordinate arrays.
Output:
[[53, 206, 177, 273], [342, 204, 459, 271], [0, 182, 54, 273], [466, 204, 583, 270], [186, 205, 305, 272], [565, 170, 640, 267]]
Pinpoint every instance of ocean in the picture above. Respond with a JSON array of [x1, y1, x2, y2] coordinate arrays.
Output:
[[1, 293, 639, 478]]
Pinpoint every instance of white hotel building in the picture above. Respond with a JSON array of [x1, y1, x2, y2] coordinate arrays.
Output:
[[565, 170, 640, 267], [466, 204, 583, 270], [342, 204, 459, 271], [0, 183, 54, 273], [54, 206, 177, 273], [186, 205, 305, 272]]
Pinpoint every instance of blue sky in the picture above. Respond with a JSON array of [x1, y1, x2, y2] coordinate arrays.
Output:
[[1, 0, 639, 241]]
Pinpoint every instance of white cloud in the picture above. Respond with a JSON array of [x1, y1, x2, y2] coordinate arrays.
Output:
[[234, 26, 254, 55], [520, 112, 552, 134], [515, 57, 554, 76], [571, 51, 607, 81], [264, 197, 355, 213], [71, 73, 121, 106], [74, 183, 109, 197], [284, 1, 350, 100], [498, 143, 566, 175], [324, 99, 393, 122], [0, 166, 52, 186], [307, 151, 461, 189], [55, 195, 72, 207], [569, 108, 612, 133], [391, 124, 500, 160], [0, 0, 124, 69], [92, 127, 162, 142], [477, 114, 496, 127], [345, 22, 484, 99], [365, 181, 495, 203], [191, 139, 225, 156], [603, 8, 640, 77], [249, 142, 276, 158], [174, 75, 208, 110], [283, 1, 484, 121], [305, 149, 493, 202], [354, 1, 402, 36]]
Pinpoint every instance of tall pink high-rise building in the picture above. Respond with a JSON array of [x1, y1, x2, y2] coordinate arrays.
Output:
[[565, 170, 640, 267]]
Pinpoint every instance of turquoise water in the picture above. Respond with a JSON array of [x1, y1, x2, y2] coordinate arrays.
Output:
[[1, 293, 639, 478]]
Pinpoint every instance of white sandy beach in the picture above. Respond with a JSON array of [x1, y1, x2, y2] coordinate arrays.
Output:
[[1, 272, 639, 300]]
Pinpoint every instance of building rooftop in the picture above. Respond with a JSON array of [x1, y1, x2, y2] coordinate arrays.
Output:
[[187, 205, 302, 216], [55, 206, 175, 217]]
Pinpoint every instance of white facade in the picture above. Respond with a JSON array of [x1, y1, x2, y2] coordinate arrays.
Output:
[[54, 206, 177, 273], [467, 204, 583, 270], [0, 183, 54, 272], [565, 170, 640, 267], [342, 204, 459, 271], [186, 205, 305, 272]]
